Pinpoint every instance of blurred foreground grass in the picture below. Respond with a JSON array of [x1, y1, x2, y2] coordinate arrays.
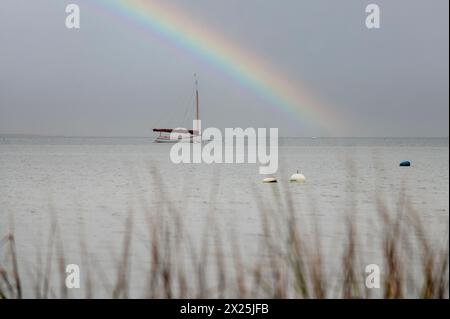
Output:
[[0, 168, 448, 299]]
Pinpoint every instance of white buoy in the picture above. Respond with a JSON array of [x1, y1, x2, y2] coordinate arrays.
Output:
[[263, 177, 277, 183], [290, 170, 306, 183]]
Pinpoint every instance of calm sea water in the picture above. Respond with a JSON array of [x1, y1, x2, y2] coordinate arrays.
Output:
[[0, 137, 448, 298]]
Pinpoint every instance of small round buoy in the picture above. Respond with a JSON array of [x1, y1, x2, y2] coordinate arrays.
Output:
[[290, 170, 306, 183], [400, 161, 411, 167], [263, 177, 277, 183]]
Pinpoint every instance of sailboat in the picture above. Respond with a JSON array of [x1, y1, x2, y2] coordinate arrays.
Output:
[[153, 77, 201, 143]]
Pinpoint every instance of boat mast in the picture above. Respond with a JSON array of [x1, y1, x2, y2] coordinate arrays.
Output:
[[195, 74, 200, 135]]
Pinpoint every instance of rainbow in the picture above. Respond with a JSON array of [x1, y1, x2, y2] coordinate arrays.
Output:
[[83, 0, 342, 133]]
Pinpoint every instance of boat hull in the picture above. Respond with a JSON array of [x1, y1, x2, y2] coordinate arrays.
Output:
[[154, 136, 197, 143]]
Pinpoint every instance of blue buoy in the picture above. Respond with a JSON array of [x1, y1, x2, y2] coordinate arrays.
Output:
[[400, 161, 411, 167]]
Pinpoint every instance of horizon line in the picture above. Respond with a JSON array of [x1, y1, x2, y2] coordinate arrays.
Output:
[[0, 134, 449, 139]]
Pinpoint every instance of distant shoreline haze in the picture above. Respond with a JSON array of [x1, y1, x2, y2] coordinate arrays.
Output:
[[0, 134, 449, 139]]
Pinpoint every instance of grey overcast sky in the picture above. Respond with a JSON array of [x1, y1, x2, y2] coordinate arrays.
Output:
[[0, 0, 448, 137]]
